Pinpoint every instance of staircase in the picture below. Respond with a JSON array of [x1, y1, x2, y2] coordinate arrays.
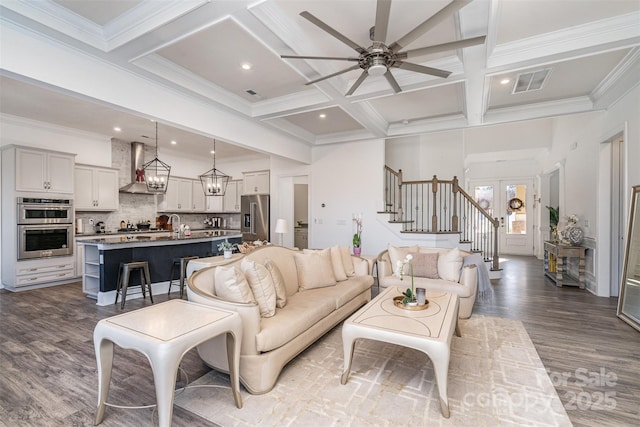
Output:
[[380, 166, 501, 272]]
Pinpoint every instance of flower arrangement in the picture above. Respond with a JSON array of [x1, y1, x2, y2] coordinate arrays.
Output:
[[217, 239, 236, 252], [396, 254, 416, 304], [352, 213, 363, 248]]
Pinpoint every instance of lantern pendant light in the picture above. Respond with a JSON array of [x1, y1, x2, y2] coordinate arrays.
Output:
[[142, 121, 171, 194], [199, 139, 230, 196]]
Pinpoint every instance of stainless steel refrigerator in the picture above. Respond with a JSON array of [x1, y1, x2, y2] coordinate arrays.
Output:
[[241, 194, 270, 242]]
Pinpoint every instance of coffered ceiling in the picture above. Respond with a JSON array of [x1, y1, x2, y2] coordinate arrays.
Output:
[[1, 0, 639, 158]]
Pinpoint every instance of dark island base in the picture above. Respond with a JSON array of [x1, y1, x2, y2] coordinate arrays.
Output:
[[99, 237, 241, 292]]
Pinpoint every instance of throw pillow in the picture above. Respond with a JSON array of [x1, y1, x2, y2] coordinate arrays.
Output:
[[264, 258, 287, 309], [339, 246, 356, 276], [294, 250, 337, 290], [303, 247, 347, 281], [330, 246, 348, 281], [241, 258, 276, 318], [388, 244, 419, 274], [214, 265, 256, 304], [409, 252, 440, 279], [437, 247, 464, 282]]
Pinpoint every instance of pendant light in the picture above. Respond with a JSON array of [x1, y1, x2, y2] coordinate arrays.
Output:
[[199, 139, 230, 196], [142, 121, 171, 194]]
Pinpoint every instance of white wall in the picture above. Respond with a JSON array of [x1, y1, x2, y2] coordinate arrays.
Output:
[[386, 131, 464, 181], [0, 114, 112, 163]]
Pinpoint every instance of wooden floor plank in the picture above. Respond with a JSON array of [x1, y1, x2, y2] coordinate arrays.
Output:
[[0, 255, 638, 426]]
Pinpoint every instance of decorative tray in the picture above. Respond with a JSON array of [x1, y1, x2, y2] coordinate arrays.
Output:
[[393, 296, 429, 311]]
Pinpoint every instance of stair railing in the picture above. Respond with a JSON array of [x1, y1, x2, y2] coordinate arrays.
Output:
[[381, 167, 500, 271]]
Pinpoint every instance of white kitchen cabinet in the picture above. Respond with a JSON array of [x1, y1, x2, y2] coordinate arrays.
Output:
[[14, 147, 75, 194], [243, 171, 269, 194], [74, 165, 119, 211], [294, 228, 308, 249], [14, 257, 75, 288], [223, 180, 243, 212], [192, 180, 206, 212], [206, 194, 224, 212], [158, 177, 194, 212]]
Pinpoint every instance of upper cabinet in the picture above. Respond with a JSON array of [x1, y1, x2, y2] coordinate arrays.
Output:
[[14, 147, 75, 194], [75, 165, 119, 211], [243, 171, 269, 195], [224, 180, 243, 212], [192, 180, 206, 212], [157, 177, 193, 212]]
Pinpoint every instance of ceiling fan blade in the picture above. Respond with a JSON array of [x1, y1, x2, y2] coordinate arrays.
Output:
[[393, 61, 451, 78], [305, 64, 361, 86], [389, 0, 473, 53], [384, 70, 402, 93], [396, 35, 486, 59], [346, 71, 369, 96], [300, 11, 367, 55], [373, 0, 392, 42], [281, 55, 359, 62]]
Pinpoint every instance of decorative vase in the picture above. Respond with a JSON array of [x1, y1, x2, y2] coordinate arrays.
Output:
[[566, 226, 584, 246], [353, 247, 361, 256], [224, 250, 232, 259]]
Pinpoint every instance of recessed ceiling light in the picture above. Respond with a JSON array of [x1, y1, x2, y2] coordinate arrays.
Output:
[[402, 119, 409, 125], [210, 150, 215, 154], [319, 113, 326, 119], [113, 127, 121, 132], [171, 140, 177, 145], [500, 78, 511, 85], [241, 63, 252, 70]]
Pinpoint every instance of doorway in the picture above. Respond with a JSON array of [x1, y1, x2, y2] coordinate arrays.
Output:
[[470, 178, 535, 255]]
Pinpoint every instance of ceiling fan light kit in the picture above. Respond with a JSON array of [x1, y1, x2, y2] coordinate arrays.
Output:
[[282, 0, 486, 95]]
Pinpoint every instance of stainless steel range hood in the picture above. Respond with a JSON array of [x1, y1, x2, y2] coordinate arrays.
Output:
[[119, 142, 152, 194]]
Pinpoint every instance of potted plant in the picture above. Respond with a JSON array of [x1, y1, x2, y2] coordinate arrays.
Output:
[[352, 214, 363, 256], [546, 206, 559, 242], [217, 239, 236, 259]]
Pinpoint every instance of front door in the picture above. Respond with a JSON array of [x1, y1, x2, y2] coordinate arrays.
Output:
[[470, 179, 535, 255]]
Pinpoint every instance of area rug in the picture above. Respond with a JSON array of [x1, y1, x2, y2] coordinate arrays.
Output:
[[174, 315, 571, 426]]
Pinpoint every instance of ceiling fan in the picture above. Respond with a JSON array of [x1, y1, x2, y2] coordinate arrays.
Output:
[[281, 0, 485, 96]]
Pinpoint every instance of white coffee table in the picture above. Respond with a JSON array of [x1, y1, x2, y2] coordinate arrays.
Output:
[[341, 286, 460, 418], [93, 299, 243, 427]]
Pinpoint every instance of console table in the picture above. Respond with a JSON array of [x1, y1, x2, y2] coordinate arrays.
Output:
[[543, 241, 586, 289]]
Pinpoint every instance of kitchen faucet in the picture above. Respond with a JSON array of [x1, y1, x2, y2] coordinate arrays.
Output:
[[168, 214, 181, 234]]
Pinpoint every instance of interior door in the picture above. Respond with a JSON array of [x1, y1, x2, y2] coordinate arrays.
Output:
[[470, 179, 534, 255]]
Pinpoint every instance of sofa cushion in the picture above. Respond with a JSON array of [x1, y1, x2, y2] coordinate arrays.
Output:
[[255, 292, 336, 352], [214, 265, 256, 304], [409, 252, 439, 279], [311, 275, 373, 309], [340, 246, 356, 276], [295, 250, 337, 290], [388, 245, 419, 274], [438, 247, 463, 282], [241, 258, 276, 318], [264, 258, 287, 308]]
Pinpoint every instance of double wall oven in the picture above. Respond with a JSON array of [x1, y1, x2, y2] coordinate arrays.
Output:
[[17, 197, 74, 260]]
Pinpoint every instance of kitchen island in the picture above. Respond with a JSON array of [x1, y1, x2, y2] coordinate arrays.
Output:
[[82, 230, 241, 305]]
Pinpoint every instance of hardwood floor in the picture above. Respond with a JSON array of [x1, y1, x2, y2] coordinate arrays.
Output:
[[0, 256, 638, 426]]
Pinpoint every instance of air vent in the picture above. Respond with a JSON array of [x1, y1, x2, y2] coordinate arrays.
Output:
[[512, 68, 551, 94]]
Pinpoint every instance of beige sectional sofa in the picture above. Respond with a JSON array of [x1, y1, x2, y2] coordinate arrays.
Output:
[[187, 245, 373, 394], [377, 246, 478, 318]]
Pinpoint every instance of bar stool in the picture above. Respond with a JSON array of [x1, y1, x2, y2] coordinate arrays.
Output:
[[114, 261, 153, 309], [168, 256, 199, 298]]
